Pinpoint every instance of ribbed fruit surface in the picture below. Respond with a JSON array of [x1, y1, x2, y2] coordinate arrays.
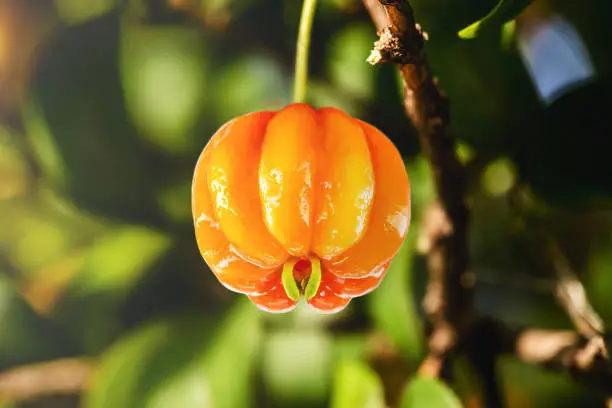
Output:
[[192, 103, 410, 313]]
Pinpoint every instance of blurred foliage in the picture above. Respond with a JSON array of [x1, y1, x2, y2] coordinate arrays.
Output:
[[0, 275, 75, 368], [458, 0, 533, 39], [368, 220, 424, 362], [120, 25, 209, 155], [86, 300, 261, 408], [330, 360, 386, 408], [1, 0, 612, 407], [327, 23, 376, 103], [54, 0, 115, 25], [261, 330, 333, 406], [400, 377, 463, 408]]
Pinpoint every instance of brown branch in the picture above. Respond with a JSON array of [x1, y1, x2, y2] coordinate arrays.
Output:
[[362, 0, 490, 404], [469, 319, 612, 394], [0, 358, 94, 403], [543, 235, 610, 382], [363, 1, 505, 405], [363, 1, 612, 406], [546, 234, 606, 340], [364, 0, 471, 358], [362, 0, 388, 31], [504, 327, 612, 394], [510, 183, 610, 377]]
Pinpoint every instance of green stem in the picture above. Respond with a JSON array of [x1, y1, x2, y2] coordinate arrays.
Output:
[[293, 0, 318, 104]]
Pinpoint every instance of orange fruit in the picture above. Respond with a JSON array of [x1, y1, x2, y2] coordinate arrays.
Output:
[[192, 103, 410, 313]]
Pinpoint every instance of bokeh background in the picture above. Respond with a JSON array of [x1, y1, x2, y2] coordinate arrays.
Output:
[[1, 0, 612, 407]]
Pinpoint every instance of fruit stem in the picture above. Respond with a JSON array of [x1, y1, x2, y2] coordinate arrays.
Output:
[[282, 259, 300, 301], [304, 256, 322, 300], [293, 0, 318, 104]]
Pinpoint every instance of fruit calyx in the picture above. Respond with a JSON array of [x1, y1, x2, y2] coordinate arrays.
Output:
[[281, 256, 322, 301]]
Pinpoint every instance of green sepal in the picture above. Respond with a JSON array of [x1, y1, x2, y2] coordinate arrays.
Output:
[[304, 257, 322, 300], [282, 260, 301, 301]]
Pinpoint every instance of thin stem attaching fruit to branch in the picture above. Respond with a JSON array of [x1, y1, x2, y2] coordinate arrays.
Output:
[[293, 0, 318, 103]]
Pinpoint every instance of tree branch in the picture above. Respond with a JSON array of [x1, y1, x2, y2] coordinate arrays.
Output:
[[0, 358, 94, 403], [545, 233, 606, 341], [510, 186, 611, 385], [504, 326, 612, 394], [363, 1, 612, 406], [363, 0, 497, 404], [364, 0, 472, 359]]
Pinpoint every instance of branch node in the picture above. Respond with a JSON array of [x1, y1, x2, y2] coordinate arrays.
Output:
[[368, 27, 413, 66], [415, 23, 429, 41], [379, 0, 402, 6]]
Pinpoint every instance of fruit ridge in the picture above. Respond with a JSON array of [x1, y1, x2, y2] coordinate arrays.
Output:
[[192, 103, 410, 313]]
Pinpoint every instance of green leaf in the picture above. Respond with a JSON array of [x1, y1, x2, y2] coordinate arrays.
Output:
[[22, 101, 68, 190], [406, 158, 436, 221], [29, 14, 161, 223], [308, 80, 359, 118], [0, 134, 30, 200], [333, 335, 369, 363], [501, 19, 517, 49], [85, 299, 262, 408], [0, 275, 72, 368], [261, 330, 333, 406], [481, 157, 517, 197], [214, 55, 289, 122], [400, 377, 463, 408], [499, 357, 591, 406], [54, 226, 171, 353], [204, 302, 263, 408], [367, 229, 424, 361], [54, 0, 116, 25], [458, 0, 533, 39], [330, 360, 386, 408], [587, 233, 612, 322], [327, 23, 377, 101], [155, 181, 192, 223], [67, 226, 171, 296], [5, 213, 71, 273], [367, 158, 432, 361], [121, 26, 209, 155]]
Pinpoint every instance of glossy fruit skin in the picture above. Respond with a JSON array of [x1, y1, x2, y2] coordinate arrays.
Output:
[[192, 103, 410, 313]]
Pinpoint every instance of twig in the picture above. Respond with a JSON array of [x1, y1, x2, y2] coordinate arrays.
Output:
[[364, 0, 471, 359], [545, 234, 606, 342], [417, 354, 444, 378], [362, 0, 387, 31], [362, 1, 507, 405], [0, 358, 94, 403], [504, 327, 612, 394], [362, 1, 612, 405], [546, 236, 609, 377], [364, 322, 612, 396], [510, 183, 610, 371]]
